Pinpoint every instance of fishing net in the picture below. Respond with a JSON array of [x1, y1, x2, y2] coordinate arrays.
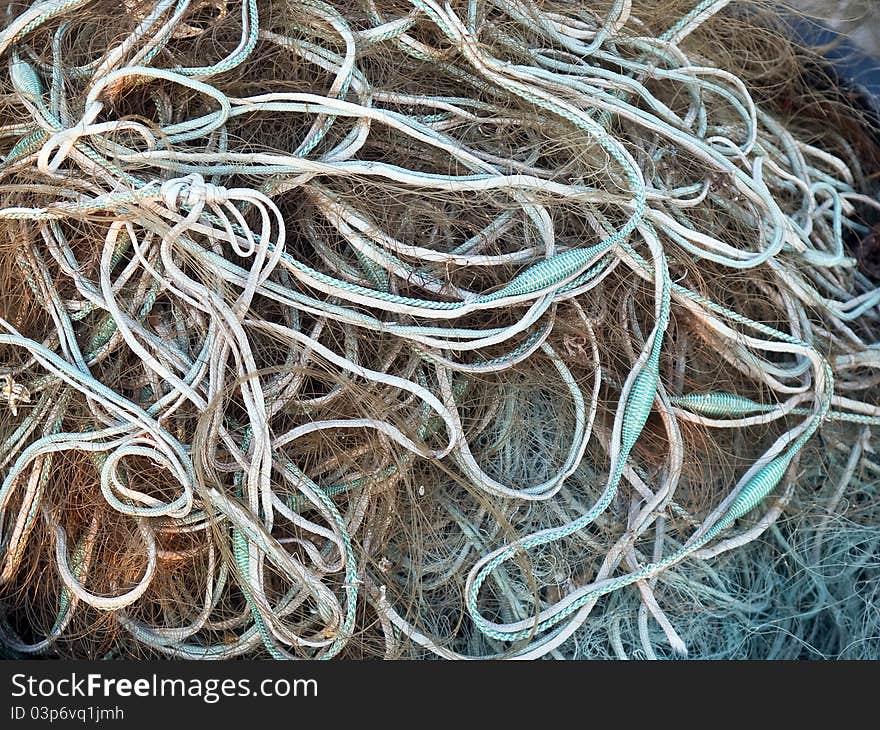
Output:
[[0, 0, 879, 659]]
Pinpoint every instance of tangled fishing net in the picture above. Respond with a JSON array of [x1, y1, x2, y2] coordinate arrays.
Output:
[[1, 0, 879, 660]]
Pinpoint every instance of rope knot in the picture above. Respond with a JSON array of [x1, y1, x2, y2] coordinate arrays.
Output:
[[160, 174, 229, 213], [1, 375, 30, 417]]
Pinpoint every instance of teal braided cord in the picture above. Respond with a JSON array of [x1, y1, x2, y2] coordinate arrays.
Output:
[[464, 227, 673, 641], [176, 0, 259, 78]]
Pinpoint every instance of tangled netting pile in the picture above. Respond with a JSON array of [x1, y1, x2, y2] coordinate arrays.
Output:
[[1, 0, 880, 660]]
